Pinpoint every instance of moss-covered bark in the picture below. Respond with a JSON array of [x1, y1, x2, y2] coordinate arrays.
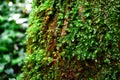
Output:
[[23, 0, 120, 80]]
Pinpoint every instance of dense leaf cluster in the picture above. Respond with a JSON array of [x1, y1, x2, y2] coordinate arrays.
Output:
[[23, 0, 120, 80], [0, 0, 29, 79]]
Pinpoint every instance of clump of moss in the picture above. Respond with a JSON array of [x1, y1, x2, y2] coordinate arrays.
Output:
[[23, 0, 120, 80]]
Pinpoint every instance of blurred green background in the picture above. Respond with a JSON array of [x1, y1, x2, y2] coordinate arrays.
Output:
[[0, 0, 31, 79]]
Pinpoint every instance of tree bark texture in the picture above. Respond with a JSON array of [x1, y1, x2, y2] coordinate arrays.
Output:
[[23, 0, 120, 80]]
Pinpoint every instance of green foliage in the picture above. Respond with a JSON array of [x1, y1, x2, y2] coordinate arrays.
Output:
[[23, 0, 120, 80], [0, 0, 29, 79]]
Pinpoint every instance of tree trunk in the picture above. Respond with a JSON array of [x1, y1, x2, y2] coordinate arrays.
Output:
[[23, 0, 120, 80]]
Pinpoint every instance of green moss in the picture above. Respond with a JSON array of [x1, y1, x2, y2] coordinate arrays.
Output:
[[23, 0, 120, 80]]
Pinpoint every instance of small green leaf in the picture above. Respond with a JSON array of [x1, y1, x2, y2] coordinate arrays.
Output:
[[5, 68, 14, 74], [12, 58, 21, 65], [0, 64, 5, 73], [104, 58, 110, 64], [85, 13, 90, 17], [105, 33, 111, 40]]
